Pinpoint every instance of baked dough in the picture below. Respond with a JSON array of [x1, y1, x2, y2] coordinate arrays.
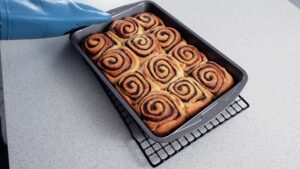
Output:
[[97, 47, 139, 84], [138, 90, 186, 136], [141, 54, 184, 89], [169, 41, 207, 74], [192, 61, 234, 96], [81, 12, 235, 136], [167, 77, 213, 118], [126, 34, 163, 63]]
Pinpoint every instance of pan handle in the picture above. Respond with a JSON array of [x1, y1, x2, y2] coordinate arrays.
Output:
[[107, 1, 144, 16]]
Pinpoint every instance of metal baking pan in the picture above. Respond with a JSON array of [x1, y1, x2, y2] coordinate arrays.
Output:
[[70, 1, 248, 142]]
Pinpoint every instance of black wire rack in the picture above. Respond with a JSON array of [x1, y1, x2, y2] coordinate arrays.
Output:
[[100, 82, 249, 168]]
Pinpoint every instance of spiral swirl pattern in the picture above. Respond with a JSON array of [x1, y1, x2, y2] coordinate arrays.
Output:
[[143, 55, 180, 86], [135, 12, 164, 31], [117, 72, 150, 103], [83, 34, 115, 61], [168, 78, 207, 103], [171, 43, 208, 72], [150, 27, 181, 52], [140, 93, 182, 123], [192, 62, 233, 95], [97, 47, 136, 79], [126, 34, 161, 58], [109, 17, 140, 39]]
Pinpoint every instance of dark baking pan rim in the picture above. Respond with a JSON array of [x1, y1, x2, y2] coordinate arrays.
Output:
[[70, 1, 248, 142]]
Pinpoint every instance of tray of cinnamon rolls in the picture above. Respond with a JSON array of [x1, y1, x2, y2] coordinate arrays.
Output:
[[70, 1, 248, 142]]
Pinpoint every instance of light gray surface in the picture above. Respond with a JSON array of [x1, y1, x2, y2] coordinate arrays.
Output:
[[0, 42, 5, 144], [1, 0, 300, 169]]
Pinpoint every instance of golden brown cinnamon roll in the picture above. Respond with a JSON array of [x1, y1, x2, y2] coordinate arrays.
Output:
[[134, 12, 164, 31], [126, 34, 163, 63], [97, 47, 139, 83], [82, 33, 119, 61], [109, 17, 143, 41], [138, 91, 186, 136], [116, 71, 157, 111], [149, 26, 182, 52], [170, 41, 208, 73], [167, 77, 213, 118], [191, 61, 234, 96], [142, 54, 184, 89]]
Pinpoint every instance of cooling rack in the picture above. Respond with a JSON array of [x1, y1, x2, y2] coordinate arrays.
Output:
[[101, 83, 250, 167]]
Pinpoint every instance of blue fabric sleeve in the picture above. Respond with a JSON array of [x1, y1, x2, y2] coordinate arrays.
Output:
[[0, 0, 111, 40]]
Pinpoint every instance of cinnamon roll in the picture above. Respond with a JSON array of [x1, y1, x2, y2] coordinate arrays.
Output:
[[138, 91, 186, 136], [191, 61, 234, 96], [167, 77, 213, 118], [109, 17, 143, 41], [82, 33, 119, 61], [149, 26, 182, 52], [97, 47, 139, 83], [126, 34, 163, 62], [116, 71, 156, 111], [170, 41, 208, 73], [134, 12, 164, 31], [142, 54, 184, 89]]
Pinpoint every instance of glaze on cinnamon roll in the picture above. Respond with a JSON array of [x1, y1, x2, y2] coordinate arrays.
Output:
[[109, 17, 142, 41], [191, 61, 234, 96], [170, 41, 208, 73], [134, 12, 164, 31], [82, 33, 118, 61], [126, 34, 162, 62], [167, 77, 213, 117], [138, 91, 186, 136], [116, 71, 155, 110], [97, 47, 139, 83], [142, 54, 184, 89], [150, 26, 182, 52]]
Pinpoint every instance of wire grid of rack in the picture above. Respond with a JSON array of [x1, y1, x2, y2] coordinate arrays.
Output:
[[101, 83, 249, 168]]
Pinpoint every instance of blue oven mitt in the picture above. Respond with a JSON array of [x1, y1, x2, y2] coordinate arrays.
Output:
[[0, 0, 111, 40]]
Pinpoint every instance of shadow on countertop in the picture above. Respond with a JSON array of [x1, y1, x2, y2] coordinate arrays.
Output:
[[53, 41, 129, 134], [0, 119, 9, 169], [289, 0, 300, 9], [0, 42, 9, 169]]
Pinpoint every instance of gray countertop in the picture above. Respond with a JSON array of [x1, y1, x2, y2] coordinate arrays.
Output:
[[1, 0, 300, 168]]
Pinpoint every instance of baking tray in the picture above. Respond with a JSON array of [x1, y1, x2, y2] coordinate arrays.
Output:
[[101, 78, 249, 167], [70, 1, 248, 142]]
